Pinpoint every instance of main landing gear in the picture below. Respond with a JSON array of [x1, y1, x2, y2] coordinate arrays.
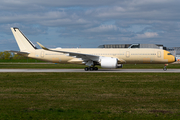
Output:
[[163, 64, 168, 71], [84, 67, 98, 71]]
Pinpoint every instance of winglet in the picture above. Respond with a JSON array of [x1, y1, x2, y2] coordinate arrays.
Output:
[[37, 42, 49, 50]]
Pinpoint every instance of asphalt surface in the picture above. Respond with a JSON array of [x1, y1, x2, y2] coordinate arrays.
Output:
[[0, 69, 180, 73]]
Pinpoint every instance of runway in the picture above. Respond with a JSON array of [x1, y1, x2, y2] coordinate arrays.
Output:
[[0, 69, 180, 73]]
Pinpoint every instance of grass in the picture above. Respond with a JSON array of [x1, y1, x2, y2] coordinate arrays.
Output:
[[0, 63, 180, 69], [0, 73, 180, 119]]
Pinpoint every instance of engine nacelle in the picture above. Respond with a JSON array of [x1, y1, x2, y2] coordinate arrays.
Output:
[[100, 57, 123, 69]]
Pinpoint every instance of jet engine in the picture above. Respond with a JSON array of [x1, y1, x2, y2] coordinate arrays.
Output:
[[100, 57, 123, 69]]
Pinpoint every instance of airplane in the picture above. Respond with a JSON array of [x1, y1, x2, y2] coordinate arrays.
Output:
[[8, 27, 176, 71]]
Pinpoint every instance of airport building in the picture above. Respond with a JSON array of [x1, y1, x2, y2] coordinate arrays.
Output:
[[98, 43, 180, 57], [167, 47, 180, 58], [98, 44, 165, 49]]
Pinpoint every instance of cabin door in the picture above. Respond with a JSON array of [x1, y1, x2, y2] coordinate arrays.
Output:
[[41, 51, 44, 58], [157, 51, 161, 58], [126, 51, 130, 58]]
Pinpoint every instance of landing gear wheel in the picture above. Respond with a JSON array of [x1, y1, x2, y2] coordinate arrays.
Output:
[[90, 67, 94, 71], [84, 67, 89, 71], [163, 66, 167, 71], [94, 67, 98, 71]]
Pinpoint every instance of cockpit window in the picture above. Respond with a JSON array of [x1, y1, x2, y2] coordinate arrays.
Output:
[[167, 53, 172, 55]]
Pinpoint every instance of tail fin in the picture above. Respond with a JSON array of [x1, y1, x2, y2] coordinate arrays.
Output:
[[11, 27, 37, 51]]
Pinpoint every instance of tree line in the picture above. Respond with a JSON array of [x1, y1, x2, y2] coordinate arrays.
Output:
[[0, 51, 27, 60]]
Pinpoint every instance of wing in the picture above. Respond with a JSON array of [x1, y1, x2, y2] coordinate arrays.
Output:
[[37, 42, 126, 65], [37, 42, 100, 63]]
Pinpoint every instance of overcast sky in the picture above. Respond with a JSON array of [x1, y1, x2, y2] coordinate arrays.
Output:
[[0, 0, 180, 51]]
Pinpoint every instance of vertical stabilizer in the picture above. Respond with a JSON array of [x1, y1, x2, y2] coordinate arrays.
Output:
[[11, 27, 37, 51]]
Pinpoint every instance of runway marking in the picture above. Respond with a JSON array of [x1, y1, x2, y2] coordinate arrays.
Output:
[[0, 69, 180, 73]]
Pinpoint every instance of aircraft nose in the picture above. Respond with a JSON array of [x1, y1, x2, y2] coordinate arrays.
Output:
[[169, 55, 175, 63], [173, 56, 176, 62]]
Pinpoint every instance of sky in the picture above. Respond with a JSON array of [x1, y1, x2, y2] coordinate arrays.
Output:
[[0, 0, 180, 51]]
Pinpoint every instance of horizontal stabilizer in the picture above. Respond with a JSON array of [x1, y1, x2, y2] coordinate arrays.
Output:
[[6, 50, 30, 55]]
